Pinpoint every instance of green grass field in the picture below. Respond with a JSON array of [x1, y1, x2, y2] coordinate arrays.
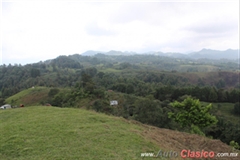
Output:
[[0, 106, 160, 160], [1, 106, 237, 160]]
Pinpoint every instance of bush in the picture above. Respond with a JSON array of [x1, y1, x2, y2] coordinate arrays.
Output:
[[233, 102, 240, 115], [0, 98, 5, 106], [92, 99, 113, 114]]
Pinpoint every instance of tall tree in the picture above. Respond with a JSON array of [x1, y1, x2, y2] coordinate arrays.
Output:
[[233, 102, 240, 115], [80, 72, 95, 94], [133, 98, 164, 126], [208, 88, 218, 102]]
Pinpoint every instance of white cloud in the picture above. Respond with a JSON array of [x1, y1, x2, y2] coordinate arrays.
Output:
[[1, 1, 239, 64]]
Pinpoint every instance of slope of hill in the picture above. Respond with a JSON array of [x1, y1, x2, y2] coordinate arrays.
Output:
[[0, 106, 238, 160], [5, 87, 51, 107]]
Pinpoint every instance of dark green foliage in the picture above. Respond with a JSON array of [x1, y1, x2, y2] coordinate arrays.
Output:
[[52, 56, 83, 69], [48, 88, 60, 97], [229, 89, 240, 103], [208, 88, 218, 102], [84, 82, 95, 94], [30, 68, 40, 78], [233, 102, 240, 115], [81, 72, 92, 88], [133, 98, 166, 127], [217, 89, 227, 102], [50, 90, 77, 107], [51, 92, 64, 107], [97, 72, 105, 79], [92, 99, 102, 112], [126, 84, 134, 94], [154, 85, 173, 101], [93, 88, 105, 98], [112, 83, 127, 93], [80, 72, 95, 94], [92, 99, 113, 114], [0, 98, 5, 106], [84, 67, 97, 77], [127, 105, 135, 117], [204, 117, 240, 146]]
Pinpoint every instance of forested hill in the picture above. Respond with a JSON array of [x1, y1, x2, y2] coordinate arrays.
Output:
[[0, 53, 239, 100]]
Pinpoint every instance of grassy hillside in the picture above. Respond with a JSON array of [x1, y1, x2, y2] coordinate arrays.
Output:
[[209, 102, 240, 124], [0, 107, 158, 160], [0, 107, 238, 160], [5, 87, 73, 107]]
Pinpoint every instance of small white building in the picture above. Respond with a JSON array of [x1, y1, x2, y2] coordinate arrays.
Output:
[[110, 100, 118, 106], [0, 104, 12, 109]]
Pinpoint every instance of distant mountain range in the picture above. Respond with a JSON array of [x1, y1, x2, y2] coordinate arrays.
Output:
[[81, 49, 239, 60], [81, 50, 137, 56]]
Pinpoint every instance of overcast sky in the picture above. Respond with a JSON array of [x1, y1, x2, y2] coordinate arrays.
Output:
[[1, 0, 239, 65]]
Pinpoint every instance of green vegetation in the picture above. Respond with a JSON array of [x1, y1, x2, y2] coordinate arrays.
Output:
[[230, 140, 240, 150], [0, 53, 239, 151], [233, 102, 240, 115], [0, 107, 160, 160], [209, 102, 240, 123]]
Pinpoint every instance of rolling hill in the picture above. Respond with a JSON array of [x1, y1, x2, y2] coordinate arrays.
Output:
[[0, 106, 238, 160]]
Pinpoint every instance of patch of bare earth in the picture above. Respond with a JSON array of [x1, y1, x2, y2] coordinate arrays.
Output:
[[128, 120, 239, 160]]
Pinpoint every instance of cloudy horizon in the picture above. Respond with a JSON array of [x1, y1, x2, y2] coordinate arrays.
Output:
[[1, 0, 239, 65]]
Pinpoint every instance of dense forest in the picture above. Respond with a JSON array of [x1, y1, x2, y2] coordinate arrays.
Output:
[[0, 53, 239, 148]]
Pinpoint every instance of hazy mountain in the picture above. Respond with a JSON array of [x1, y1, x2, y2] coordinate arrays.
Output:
[[189, 49, 239, 60], [81, 49, 239, 60], [82, 50, 138, 56]]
